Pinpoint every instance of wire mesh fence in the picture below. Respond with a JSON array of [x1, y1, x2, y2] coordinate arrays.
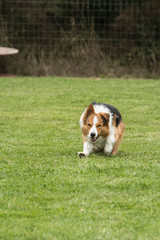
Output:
[[0, 0, 160, 76]]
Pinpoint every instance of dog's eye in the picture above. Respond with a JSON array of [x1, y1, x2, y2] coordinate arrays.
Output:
[[97, 124, 102, 127], [87, 123, 91, 127]]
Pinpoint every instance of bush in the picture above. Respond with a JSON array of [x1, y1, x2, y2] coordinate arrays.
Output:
[[0, 0, 160, 77]]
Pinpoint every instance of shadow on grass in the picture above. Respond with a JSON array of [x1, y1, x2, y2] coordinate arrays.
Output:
[[90, 150, 128, 159]]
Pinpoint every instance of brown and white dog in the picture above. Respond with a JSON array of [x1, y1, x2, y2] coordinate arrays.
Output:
[[78, 102, 125, 157]]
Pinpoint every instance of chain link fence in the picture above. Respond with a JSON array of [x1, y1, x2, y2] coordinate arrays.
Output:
[[0, 0, 160, 76]]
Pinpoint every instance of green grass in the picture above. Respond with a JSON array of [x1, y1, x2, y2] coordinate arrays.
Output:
[[0, 77, 160, 240]]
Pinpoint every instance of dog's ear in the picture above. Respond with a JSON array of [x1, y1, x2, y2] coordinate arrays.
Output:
[[100, 113, 110, 125], [83, 104, 95, 123]]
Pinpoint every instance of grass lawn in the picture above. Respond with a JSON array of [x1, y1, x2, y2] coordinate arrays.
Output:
[[0, 77, 160, 240]]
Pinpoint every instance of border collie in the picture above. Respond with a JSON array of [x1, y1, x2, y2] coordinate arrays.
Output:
[[78, 102, 125, 157]]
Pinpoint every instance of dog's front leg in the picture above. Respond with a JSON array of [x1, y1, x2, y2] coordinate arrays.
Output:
[[78, 141, 93, 158], [104, 136, 114, 155]]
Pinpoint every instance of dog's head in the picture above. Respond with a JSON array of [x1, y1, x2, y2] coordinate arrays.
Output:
[[82, 104, 110, 143]]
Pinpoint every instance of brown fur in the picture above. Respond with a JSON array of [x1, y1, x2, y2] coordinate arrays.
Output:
[[111, 115, 125, 155], [83, 104, 95, 124], [96, 113, 110, 138], [82, 111, 110, 139], [82, 113, 95, 136]]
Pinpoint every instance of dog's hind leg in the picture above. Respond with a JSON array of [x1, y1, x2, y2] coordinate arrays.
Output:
[[111, 120, 125, 155]]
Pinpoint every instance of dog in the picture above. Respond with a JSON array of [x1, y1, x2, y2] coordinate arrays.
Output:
[[78, 102, 125, 157]]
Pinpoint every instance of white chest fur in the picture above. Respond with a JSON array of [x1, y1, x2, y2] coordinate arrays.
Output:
[[83, 134, 115, 155]]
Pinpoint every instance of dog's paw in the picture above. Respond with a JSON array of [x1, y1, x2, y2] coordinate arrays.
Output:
[[77, 152, 86, 158]]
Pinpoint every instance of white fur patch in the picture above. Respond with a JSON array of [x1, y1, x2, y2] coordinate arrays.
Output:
[[93, 104, 110, 114], [89, 116, 98, 138]]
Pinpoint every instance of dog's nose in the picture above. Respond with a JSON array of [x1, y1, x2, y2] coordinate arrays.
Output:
[[91, 132, 96, 138]]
